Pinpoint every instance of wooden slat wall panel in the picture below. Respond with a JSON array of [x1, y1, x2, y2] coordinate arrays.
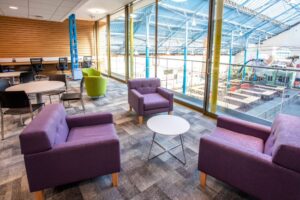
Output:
[[0, 16, 95, 58]]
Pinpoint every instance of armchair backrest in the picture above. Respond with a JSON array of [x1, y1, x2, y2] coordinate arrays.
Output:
[[82, 68, 100, 77], [265, 114, 300, 173], [19, 104, 69, 155], [128, 78, 160, 94]]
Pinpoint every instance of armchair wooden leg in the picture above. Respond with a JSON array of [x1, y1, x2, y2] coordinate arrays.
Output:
[[168, 111, 173, 115], [34, 191, 44, 200], [138, 116, 143, 124], [200, 172, 207, 188], [112, 173, 119, 187], [129, 105, 132, 112]]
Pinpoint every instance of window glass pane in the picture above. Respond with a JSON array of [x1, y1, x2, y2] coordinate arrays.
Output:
[[157, 0, 210, 108], [129, 0, 156, 79], [110, 10, 126, 80], [99, 18, 108, 75], [208, 0, 300, 125]]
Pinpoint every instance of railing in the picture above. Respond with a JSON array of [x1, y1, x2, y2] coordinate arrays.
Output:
[[109, 55, 300, 123]]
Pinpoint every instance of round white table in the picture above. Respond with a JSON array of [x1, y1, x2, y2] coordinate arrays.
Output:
[[0, 71, 24, 84], [147, 115, 190, 165], [6, 81, 65, 103]]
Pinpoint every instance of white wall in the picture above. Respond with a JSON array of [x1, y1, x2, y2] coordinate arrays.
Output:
[[234, 23, 300, 65]]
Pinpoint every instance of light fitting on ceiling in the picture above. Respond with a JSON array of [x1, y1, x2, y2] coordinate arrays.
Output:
[[88, 8, 106, 14], [130, 14, 137, 18], [9, 6, 18, 10], [192, 17, 196, 26], [171, 0, 187, 2]]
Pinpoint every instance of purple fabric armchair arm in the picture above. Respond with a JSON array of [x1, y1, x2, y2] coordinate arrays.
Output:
[[128, 89, 144, 115], [157, 87, 174, 111], [217, 115, 271, 142], [66, 112, 113, 129], [25, 134, 120, 192], [199, 135, 300, 200]]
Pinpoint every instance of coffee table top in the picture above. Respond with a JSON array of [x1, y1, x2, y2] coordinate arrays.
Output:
[[6, 81, 65, 94], [147, 115, 190, 136]]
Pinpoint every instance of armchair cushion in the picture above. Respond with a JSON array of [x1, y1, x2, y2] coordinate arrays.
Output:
[[66, 112, 113, 129], [20, 104, 69, 155], [128, 78, 160, 94], [67, 124, 116, 143], [217, 115, 271, 142], [213, 128, 264, 152], [143, 93, 169, 110]]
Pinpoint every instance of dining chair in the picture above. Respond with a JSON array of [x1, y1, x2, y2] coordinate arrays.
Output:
[[0, 91, 44, 140], [19, 72, 35, 83], [44, 74, 67, 104], [82, 56, 92, 68], [60, 78, 85, 111], [57, 57, 68, 74], [30, 58, 44, 80], [0, 79, 10, 91]]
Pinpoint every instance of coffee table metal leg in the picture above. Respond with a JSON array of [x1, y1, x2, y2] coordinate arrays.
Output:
[[148, 132, 156, 160], [148, 133, 186, 165], [180, 134, 186, 164]]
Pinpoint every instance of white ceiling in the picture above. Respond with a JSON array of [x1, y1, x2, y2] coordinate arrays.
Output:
[[75, 0, 133, 21], [0, 0, 88, 21], [0, 0, 134, 22]]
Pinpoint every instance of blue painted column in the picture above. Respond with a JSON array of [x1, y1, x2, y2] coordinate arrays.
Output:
[[145, 16, 150, 78], [68, 14, 82, 80], [242, 37, 249, 81], [182, 21, 188, 95], [227, 31, 233, 88]]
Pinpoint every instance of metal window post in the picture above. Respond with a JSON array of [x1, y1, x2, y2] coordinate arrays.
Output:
[[227, 31, 233, 88], [242, 37, 249, 80], [107, 15, 111, 77], [183, 21, 188, 95], [155, 0, 158, 78], [146, 15, 150, 78], [129, 5, 134, 79], [125, 6, 129, 81], [256, 36, 260, 59]]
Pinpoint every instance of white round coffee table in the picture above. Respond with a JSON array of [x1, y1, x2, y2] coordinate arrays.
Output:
[[6, 81, 65, 103], [147, 115, 190, 165]]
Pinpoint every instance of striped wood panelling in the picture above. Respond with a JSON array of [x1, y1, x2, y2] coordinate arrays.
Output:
[[0, 16, 96, 58]]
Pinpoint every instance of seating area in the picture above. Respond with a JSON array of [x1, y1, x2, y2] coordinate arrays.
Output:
[[1, 0, 300, 200]]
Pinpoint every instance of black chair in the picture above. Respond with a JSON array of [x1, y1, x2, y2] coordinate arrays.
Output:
[[57, 57, 68, 74], [19, 72, 34, 83], [30, 58, 44, 79], [44, 74, 67, 104], [0, 91, 44, 140], [82, 56, 92, 68], [60, 78, 85, 111], [0, 79, 10, 91]]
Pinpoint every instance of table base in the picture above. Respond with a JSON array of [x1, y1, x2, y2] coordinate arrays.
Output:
[[148, 133, 186, 165]]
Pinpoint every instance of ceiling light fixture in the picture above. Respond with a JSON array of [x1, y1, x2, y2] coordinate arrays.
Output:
[[192, 17, 196, 26], [9, 6, 18, 10], [172, 0, 187, 2], [88, 8, 106, 14], [130, 14, 137, 18]]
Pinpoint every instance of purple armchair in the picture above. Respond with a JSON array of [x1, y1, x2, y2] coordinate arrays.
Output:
[[198, 114, 300, 200], [19, 104, 120, 200], [128, 78, 173, 124]]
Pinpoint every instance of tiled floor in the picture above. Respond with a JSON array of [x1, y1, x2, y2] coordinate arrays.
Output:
[[0, 78, 253, 200]]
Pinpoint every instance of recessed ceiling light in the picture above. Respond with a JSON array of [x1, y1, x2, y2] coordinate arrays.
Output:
[[88, 8, 106, 14], [171, 0, 187, 2], [9, 6, 18, 10]]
